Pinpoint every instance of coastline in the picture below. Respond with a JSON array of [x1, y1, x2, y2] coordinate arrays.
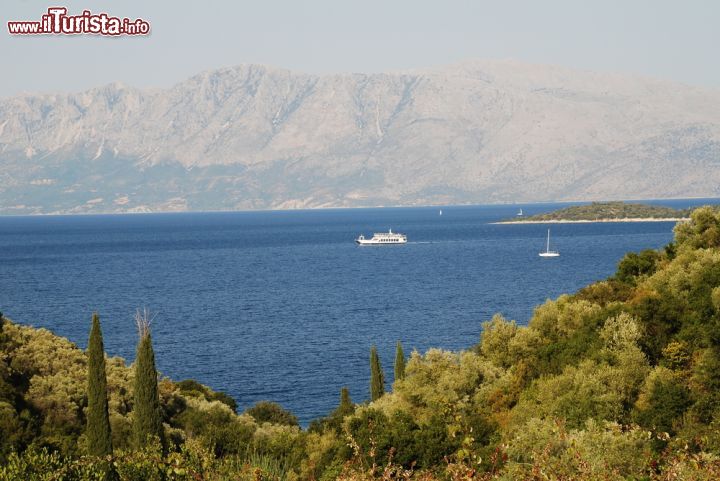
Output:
[[2, 196, 719, 218], [493, 217, 689, 225]]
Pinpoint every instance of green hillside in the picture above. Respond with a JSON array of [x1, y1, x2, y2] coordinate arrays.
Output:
[[508, 201, 690, 222], [4, 207, 720, 480]]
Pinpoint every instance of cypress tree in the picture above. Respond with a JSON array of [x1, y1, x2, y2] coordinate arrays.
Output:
[[369, 345, 385, 401], [86, 313, 113, 457], [132, 309, 165, 450], [394, 340, 406, 382], [338, 386, 353, 417]]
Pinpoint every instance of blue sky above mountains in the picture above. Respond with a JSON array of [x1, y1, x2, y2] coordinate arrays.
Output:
[[2, 0, 719, 97]]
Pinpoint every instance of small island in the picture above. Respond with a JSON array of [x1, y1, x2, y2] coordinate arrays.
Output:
[[498, 201, 691, 224]]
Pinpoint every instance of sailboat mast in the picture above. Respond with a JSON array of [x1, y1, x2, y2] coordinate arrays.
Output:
[[546, 229, 550, 253]]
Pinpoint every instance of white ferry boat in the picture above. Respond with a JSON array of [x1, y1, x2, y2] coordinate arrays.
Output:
[[356, 229, 407, 245]]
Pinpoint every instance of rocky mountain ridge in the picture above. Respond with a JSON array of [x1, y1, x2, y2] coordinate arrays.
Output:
[[1, 59, 719, 214]]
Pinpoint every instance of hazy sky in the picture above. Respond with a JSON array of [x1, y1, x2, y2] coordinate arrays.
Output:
[[2, 0, 719, 97]]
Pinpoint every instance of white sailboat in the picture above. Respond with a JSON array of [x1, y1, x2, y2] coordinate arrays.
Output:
[[517, 208, 523, 216], [539, 229, 560, 257]]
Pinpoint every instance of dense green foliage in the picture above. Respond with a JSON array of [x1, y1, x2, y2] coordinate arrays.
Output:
[[394, 341, 406, 382], [308, 387, 356, 436], [4, 206, 720, 479], [338, 388, 353, 417], [0, 440, 295, 481], [131, 322, 166, 451], [369, 346, 385, 402], [86, 313, 113, 458], [615, 248, 663, 284], [176, 380, 237, 412], [508, 201, 692, 222], [246, 401, 299, 427], [0, 316, 308, 478]]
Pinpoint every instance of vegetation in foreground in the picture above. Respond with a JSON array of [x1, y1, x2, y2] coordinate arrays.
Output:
[[3, 207, 720, 479], [505, 201, 691, 222]]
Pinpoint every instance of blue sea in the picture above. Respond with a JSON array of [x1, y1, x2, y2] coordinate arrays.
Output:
[[0, 200, 715, 424]]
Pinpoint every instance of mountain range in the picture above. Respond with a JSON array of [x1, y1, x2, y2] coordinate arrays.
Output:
[[1, 59, 719, 214]]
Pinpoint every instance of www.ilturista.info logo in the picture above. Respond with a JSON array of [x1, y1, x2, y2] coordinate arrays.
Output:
[[7, 7, 150, 36]]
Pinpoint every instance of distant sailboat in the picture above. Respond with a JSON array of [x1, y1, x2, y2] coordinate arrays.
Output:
[[517, 208, 523, 216], [539, 229, 560, 257], [439, 209, 443, 216]]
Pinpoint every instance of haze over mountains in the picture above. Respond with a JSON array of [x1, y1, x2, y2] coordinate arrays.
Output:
[[1, 59, 719, 214]]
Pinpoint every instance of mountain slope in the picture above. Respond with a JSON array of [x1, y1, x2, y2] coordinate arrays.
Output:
[[1, 59, 720, 214]]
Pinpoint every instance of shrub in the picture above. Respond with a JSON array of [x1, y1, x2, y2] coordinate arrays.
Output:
[[246, 401, 299, 427]]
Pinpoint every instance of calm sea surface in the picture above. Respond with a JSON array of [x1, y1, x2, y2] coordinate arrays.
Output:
[[0, 200, 715, 424]]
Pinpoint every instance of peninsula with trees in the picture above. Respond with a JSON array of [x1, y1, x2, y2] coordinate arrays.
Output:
[[499, 201, 693, 224]]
